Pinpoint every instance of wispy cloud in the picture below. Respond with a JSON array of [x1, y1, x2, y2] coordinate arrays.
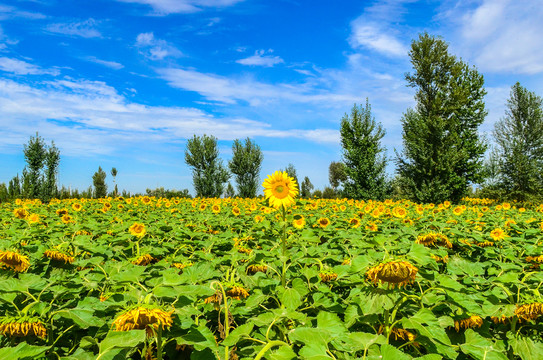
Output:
[[0, 57, 59, 75], [0, 4, 46, 20], [135, 32, 182, 60], [236, 49, 284, 67], [45, 18, 102, 38], [447, 0, 543, 74], [83, 56, 124, 70], [349, 0, 413, 57], [115, 0, 246, 15]]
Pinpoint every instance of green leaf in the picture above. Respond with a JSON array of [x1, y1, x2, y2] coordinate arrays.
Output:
[[380, 343, 412, 360], [281, 287, 302, 310], [175, 324, 219, 352], [98, 329, 146, 356], [268, 345, 297, 360], [508, 336, 543, 360], [0, 343, 50, 360], [55, 308, 103, 329], [222, 323, 253, 346], [460, 329, 507, 360], [408, 243, 433, 266], [317, 311, 346, 338]]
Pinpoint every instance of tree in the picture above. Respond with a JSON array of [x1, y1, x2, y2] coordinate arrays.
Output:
[[228, 138, 263, 198], [340, 99, 387, 200], [111, 167, 118, 197], [328, 161, 348, 193], [224, 183, 236, 198], [493, 82, 543, 200], [92, 166, 107, 198], [185, 134, 229, 198], [300, 176, 314, 198], [22, 133, 47, 199], [283, 164, 300, 194], [396, 33, 487, 203], [42, 142, 60, 201], [8, 175, 21, 199]]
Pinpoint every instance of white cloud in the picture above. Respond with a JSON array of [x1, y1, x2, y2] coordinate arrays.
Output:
[[84, 56, 124, 70], [236, 49, 284, 67], [0, 4, 46, 20], [115, 0, 245, 15], [0, 57, 59, 75], [157, 67, 359, 106], [45, 19, 101, 38], [0, 77, 341, 156], [135, 32, 182, 60], [349, 21, 407, 57], [452, 0, 543, 74]]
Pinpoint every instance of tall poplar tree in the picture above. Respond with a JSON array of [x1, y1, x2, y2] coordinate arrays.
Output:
[[396, 33, 487, 203], [340, 99, 387, 200], [92, 166, 107, 198], [228, 138, 263, 198], [185, 134, 229, 198], [493, 82, 543, 200]]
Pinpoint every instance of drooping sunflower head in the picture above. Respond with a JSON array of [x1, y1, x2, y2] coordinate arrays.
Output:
[[366, 260, 418, 288], [515, 303, 543, 322], [454, 315, 483, 331], [44, 250, 75, 264], [0, 251, 30, 272], [262, 171, 298, 209], [113, 305, 174, 336], [13, 208, 28, 219], [132, 254, 157, 266], [129, 222, 146, 238], [226, 286, 250, 300], [0, 317, 47, 339]]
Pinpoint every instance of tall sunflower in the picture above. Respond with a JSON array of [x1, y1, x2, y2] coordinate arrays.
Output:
[[262, 171, 298, 209]]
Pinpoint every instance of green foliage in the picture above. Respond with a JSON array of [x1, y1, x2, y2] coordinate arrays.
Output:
[[281, 163, 301, 195], [185, 134, 229, 198], [493, 82, 543, 201], [321, 186, 337, 199], [224, 183, 236, 198], [92, 166, 108, 198], [0, 183, 8, 202], [144, 187, 191, 199], [340, 99, 387, 200], [328, 161, 347, 192], [396, 33, 487, 203], [20, 133, 61, 202], [111, 167, 118, 197], [8, 175, 21, 199], [300, 176, 314, 198], [228, 138, 263, 198]]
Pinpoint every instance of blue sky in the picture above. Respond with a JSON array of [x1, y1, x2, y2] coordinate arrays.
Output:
[[1, 0, 543, 195]]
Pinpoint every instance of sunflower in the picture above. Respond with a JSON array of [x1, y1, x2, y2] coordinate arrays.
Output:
[[452, 206, 464, 216], [132, 254, 156, 266], [129, 222, 146, 238], [392, 206, 407, 218], [0, 251, 30, 272], [490, 228, 506, 241], [232, 207, 241, 216], [247, 264, 268, 274], [349, 218, 361, 228], [113, 306, 173, 336], [454, 315, 483, 331], [491, 315, 509, 324], [72, 203, 82, 212], [56, 208, 69, 216], [212, 204, 221, 214], [318, 217, 330, 229], [262, 171, 298, 209], [142, 196, 151, 204], [13, 208, 28, 219], [27, 213, 40, 224], [416, 233, 452, 248], [0, 318, 47, 339], [44, 250, 75, 264], [319, 272, 338, 282], [366, 261, 418, 288], [515, 303, 543, 322], [378, 325, 417, 342], [226, 286, 250, 300], [365, 222, 378, 231], [293, 217, 306, 229]]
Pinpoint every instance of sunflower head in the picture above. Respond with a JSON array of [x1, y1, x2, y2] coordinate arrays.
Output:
[[0, 251, 30, 272], [454, 315, 483, 331], [13, 208, 28, 219], [0, 317, 47, 339], [44, 250, 75, 264], [490, 228, 506, 241], [292, 217, 306, 229], [318, 217, 330, 228], [113, 305, 174, 336], [515, 303, 543, 322], [226, 286, 250, 300], [129, 222, 146, 238], [262, 171, 298, 209], [366, 260, 418, 288]]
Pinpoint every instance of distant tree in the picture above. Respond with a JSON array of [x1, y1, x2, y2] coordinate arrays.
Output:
[[396, 33, 487, 203], [0, 183, 8, 202], [111, 167, 118, 197], [185, 134, 229, 198], [283, 163, 300, 194], [224, 183, 236, 198], [322, 186, 336, 199], [300, 176, 314, 198], [92, 166, 108, 198], [328, 161, 348, 193], [340, 99, 387, 200], [145, 187, 191, 199], [228, 138, 263, 198], [42, 142, 60, 201], [493, 82, 543, 200], [312, 189, 323, 199], [8, 174, 21, 199], [22, 133, 47, 199]]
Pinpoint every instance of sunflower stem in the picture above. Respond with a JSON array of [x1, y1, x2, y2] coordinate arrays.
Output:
[[281, 206, 287, 288], [156, 326, 163, 360], [253, 340, 290, 360]]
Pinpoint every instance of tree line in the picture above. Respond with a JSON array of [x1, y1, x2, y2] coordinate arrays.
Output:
[[2, 33, 542, 203]]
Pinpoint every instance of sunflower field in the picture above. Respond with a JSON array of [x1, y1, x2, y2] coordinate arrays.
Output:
[[1, 188, 543, 359]]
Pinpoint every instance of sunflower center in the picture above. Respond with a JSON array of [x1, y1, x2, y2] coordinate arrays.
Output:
[[272, 182, 289, 199]]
